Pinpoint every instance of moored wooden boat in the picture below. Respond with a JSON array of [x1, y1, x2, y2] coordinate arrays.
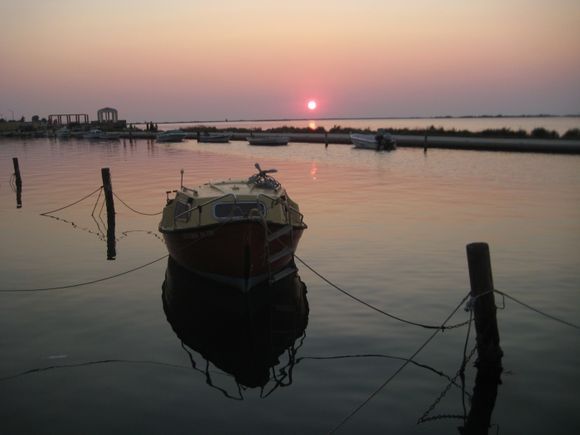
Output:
[[159, 164, 307, 292]]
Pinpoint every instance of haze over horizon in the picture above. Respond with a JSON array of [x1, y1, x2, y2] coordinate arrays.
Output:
[[1, 0, 579, 123]]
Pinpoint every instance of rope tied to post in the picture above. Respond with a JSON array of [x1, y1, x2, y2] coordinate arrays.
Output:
[[295, 255, 470, 331]]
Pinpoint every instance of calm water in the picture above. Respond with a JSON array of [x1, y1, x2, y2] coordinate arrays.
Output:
[[148, 116, 580, 135], [1, 137, 580, 434]]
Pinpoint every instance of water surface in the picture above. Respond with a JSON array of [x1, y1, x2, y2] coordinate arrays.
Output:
[[1, 137, 579, 434]]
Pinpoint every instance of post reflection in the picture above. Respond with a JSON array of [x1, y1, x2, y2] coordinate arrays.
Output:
[[161, 257, 309, 398]]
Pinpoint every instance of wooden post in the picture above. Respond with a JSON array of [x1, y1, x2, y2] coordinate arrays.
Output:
[[12, 158, 22, 188], [101, 168, 116, 260], [13, 157, 22, 208], [466, 242, 503, 368], [423, 134, 428, 153]]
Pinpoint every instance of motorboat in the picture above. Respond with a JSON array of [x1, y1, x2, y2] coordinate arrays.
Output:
[[83, 129, 120, 140], [247, 135, 289, 146], [55, 127, 71, 139], [197, 132, 232, 143], [162, 257, 309, 394], [156, 129, 188, 142], [350, 130, 396, 151], [159, 163, 307, 292]]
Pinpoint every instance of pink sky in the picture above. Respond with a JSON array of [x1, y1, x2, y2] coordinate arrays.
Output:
[[1, 0, 579, 122]]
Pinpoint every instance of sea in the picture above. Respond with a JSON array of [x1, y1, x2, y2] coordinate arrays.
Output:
[[1, 117, 580, 434]]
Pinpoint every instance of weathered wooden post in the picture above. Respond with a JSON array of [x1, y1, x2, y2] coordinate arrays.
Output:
[[101, 168, 116, 260], [12, 157, 22, 208], [466, 242, 503, 368], [459, 242, 503, 435], [12, 158, 22, 188], [424, 134, 428, 153]]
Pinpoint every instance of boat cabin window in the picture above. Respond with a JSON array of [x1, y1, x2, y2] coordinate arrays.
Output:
[[214, 202, 265, 219], [174, 199, 192, 222]]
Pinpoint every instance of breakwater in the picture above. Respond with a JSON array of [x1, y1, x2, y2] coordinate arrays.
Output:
[[2, 130, 580, 154]]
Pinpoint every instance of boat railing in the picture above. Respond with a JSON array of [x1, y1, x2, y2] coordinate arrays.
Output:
[[257, 193, 305, 226]]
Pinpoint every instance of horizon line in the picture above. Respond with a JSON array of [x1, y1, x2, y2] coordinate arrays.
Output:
[[132, 113, 580, 125]]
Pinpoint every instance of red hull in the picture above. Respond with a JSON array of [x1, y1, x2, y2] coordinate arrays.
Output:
[[162, 221, 304, 291]]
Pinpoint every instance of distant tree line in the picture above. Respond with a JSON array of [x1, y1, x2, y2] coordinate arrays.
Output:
[[180, 124, 580, 140]]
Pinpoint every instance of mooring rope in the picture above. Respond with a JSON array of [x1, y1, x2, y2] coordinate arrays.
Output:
[[494, 288, 580, 330], [329, 291, 471, 434], [1, 196, 242, 293], [40, 186, 103, 216], [0, 254, 168, 293], [112, 191, 163, 216], [295, 255, 470, 331]]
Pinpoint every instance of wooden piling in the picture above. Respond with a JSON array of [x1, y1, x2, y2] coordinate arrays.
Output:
[[12, 158, 22, 188], [466, 242, 503, 368], [101, 168, 116, 260], [13, 158, 22, 208]]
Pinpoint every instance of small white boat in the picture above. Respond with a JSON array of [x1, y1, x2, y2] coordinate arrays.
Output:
[[84, 129, 120, 140], [247, 135, 289, 146], [157, 130, 188, 142], [56, 127, 71, 139], [197, 133, 232, 143], [350, 130, 396, 151]]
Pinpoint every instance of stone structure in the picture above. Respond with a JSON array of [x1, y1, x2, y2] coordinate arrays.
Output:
[[48, 113, 89, 125], [97, 107, 118, 123]]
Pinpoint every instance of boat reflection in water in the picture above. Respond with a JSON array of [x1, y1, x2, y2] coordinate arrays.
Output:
[[162, 257, 309, 398]]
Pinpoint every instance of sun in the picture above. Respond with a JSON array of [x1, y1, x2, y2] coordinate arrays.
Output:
[[307, 100, 317, 110]]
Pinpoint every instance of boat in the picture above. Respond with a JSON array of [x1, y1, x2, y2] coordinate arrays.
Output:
[[247, 135, 289, 146], [159, 163, 307, 292], [350, 130, 396, 151], [197, 132, 232, 143], [156, 129, 188, 142], [55, 127, 71, 139], [83, 129, 120, 140]]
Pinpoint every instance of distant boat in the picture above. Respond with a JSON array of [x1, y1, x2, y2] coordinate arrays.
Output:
[[83, 129, 120, 140], [350, 130, 396, 151], [197, 133, 232, 143], [247, 135, 289, 146], [157, 130, 188, 143], [55, 127, 71, 139]]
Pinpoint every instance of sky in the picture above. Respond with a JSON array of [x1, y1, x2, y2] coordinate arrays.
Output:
[[1, 0, 579, 122]]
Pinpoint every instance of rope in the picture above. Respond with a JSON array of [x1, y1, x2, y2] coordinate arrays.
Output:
[[2, 194, 241, 293], [112, 191, 162, 216], [329, 292, 471, 434], [40, 186, 103, 216], [494, 288, 580, 330], [0, 358, 190, 382], [0, 254, 168, 293], [295, 255, 469, 331]]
